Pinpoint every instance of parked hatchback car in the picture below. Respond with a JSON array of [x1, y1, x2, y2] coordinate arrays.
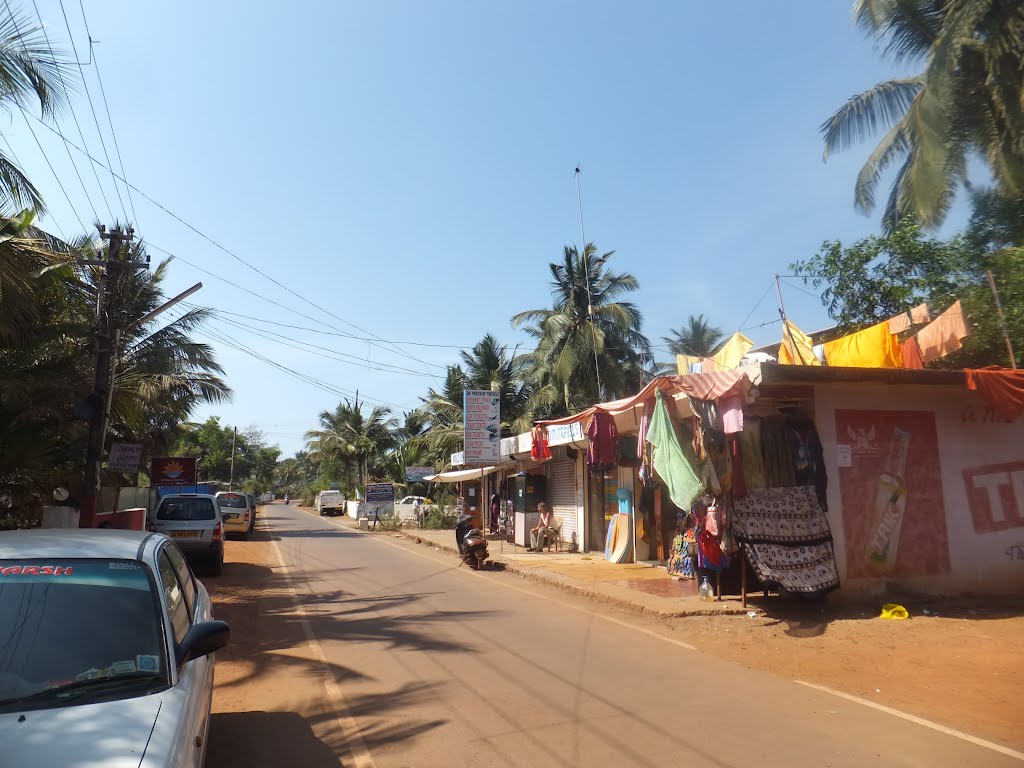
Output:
[[0, 528, 230, 767], [214, 491, 251, 540], [150, 494, 224, 575], [244, 493, 257, 533]]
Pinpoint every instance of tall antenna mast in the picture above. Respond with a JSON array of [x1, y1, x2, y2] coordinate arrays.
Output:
[[575, 165, 603, 400]]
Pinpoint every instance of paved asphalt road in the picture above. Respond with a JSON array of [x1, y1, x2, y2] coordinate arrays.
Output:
[[253, 503, 1018, 768]]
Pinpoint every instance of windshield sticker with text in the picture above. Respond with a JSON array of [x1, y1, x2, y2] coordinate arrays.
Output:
[[0, 565, 73, 576]]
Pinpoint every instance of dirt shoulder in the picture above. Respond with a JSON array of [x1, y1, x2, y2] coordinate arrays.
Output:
[[667, 599, 1024, 751]]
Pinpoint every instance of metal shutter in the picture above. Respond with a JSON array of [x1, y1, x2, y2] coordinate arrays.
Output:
[[548, 459, 577, 544]]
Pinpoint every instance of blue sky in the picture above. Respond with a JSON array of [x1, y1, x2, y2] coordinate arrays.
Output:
[[7, 1, 971, 457]]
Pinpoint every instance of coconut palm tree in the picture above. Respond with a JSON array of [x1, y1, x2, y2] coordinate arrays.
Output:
[[459, 333, 530, 431], [415, 365, 466, 465], [821, 0, 1024, 228], [0, 10, 74, 215], [655, 314, 725, 375], [305, 394, 398, 489], [512, 244, 651, 416]]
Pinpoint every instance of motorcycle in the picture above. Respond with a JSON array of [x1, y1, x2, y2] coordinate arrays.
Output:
[[454, 513, 489, 570]]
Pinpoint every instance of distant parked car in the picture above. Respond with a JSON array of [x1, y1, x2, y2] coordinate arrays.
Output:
[[149, 494, 225, 575], [214, 492, 251, 541], [315, 490, 346, 517], [244, 493, 258, 533], [394, 496, 432, 523], [0, 528, 230, 767]]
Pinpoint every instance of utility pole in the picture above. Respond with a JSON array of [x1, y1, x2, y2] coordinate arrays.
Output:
[[229, 426, 237, 491], [79, 226, 136, 528]]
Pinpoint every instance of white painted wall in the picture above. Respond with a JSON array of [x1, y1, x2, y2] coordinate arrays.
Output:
[[815, 382, 1024, 597]]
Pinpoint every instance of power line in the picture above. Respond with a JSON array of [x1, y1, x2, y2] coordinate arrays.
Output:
[[22, 0, 108, 222], [15, 107, 86, 232], [780, 277, 825, 302], [75, 0, 138, 226], [145, 242, 449, 372], [55, 0, 127, 222], [0, 128, 65, 240]]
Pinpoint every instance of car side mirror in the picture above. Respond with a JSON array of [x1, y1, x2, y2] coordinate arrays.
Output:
[[175, 620, 231, 666]]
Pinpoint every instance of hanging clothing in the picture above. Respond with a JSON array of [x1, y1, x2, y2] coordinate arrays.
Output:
[[916, 300, 969, 364], [738, 419, 767, 489], [730, 436, 747, 498], [791, 421, 828, 512], [645, 389, 703, 512], [966, 367, 1024, 422], [710, 332, 754, 371], [530, 426, 552, 461], [778, 320, 820, 366], [760, 416, 797, 488], [887, 302, 932, 334], [637, 399, 653, 459], [719, 393, 744, 434], [823, 320, 904, 368], [676, 354, 700, 375], [586, 411, 617, 471], [901, 335, 925, 370]]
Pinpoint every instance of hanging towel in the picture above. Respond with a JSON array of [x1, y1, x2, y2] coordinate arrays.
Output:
[[646, 389, 703, 511], [887, 302, 932, 334], [719, 393, 744, 434], [916, 300, 969, 363], [901, 335, 924, 370], [710, 332, 754, 370], [965, 367, 1024, 422], [778, 320, 820, 366], [823, 321, 904, 368]]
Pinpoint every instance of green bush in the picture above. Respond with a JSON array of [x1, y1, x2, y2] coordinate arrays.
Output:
[[421, 507, 456, 530], [374, 511, 404, 531]]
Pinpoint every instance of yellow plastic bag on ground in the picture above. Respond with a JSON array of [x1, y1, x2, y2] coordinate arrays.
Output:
[[880, 603, 909, 620]]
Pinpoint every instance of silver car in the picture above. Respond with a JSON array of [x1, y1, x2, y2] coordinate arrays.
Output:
[[150, 494, 225, 576], [0, 528, 230, 767]]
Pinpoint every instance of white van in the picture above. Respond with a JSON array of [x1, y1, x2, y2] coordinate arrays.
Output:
[[315, 490, 346, 516]]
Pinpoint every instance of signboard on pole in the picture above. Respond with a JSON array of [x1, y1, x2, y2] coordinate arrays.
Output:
[[150, 457, 197, 488], [463, 390, 500, 465], [405, 466, 434, 482], [364, 482, 394, 519], [107, 442, 144, 474]]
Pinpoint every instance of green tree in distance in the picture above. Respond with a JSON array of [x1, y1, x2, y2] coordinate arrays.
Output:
[[821, 0, 1024, 228], [305, 394, 398, 489]]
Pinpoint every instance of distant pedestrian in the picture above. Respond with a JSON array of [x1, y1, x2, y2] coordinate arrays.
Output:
[[489, 493, 500, 534]]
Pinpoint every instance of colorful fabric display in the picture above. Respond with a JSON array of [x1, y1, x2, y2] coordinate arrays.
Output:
[[645, 389, 703, 511], [586, 411, 617, 470], [710, 332, 754, 371], [530, 426, 552, 461], [676, 354, 700, 375], [823, 320, 904, 368], [901, 335, 924, 370], [732, 486, 840, 594], [778, 320, 820, 366], [916, 300, 969, 363]]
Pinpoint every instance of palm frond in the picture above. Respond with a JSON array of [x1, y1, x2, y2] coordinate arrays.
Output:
[[821, 77, 924, 160]]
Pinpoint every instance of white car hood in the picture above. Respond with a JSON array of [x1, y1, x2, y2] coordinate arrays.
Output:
[[0, 693, 162, 768]]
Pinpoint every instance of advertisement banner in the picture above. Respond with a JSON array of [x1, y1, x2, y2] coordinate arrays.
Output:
[[365, 483, 394, 502], [150, 457, 197, 488], [834, 410, 950, 579], [107, 442, 144, 473], [463, 390, 500, 465]]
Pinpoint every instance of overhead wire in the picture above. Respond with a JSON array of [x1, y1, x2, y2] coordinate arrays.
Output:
[[74, 0, 139, 227], [25, 0, 109, 222], [0, 127, 65, 240], [55, 0, 127, 222]]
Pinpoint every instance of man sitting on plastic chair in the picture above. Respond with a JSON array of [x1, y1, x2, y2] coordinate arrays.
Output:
[[529, 502, 554, 552]]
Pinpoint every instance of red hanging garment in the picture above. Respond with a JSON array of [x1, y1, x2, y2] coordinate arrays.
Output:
[[965, 367, 1024, 422], [587, 411, 618, 471], [530, 426, 552, 461]]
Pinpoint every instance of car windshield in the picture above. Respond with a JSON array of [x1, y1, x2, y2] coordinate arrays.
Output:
[[158, 497, 216, 520], [0, 559, 166, 710], [217, 494, 247, 509]]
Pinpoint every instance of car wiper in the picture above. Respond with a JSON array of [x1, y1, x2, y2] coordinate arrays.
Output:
[[0, 672, 165, 706]]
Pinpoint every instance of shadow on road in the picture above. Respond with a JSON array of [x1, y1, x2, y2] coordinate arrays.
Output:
[[206, 711, 339, 768]]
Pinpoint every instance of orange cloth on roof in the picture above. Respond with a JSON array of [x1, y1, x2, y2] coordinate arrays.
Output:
[[901, 336, 924, 370], [966, 367, 1024, 422], [887, 302, 932, 334], [823, 321, 903, 368], [916, 300, 969, 363]]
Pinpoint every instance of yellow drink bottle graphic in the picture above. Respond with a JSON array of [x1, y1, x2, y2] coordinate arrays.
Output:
[[864, 428, 911, 572]]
